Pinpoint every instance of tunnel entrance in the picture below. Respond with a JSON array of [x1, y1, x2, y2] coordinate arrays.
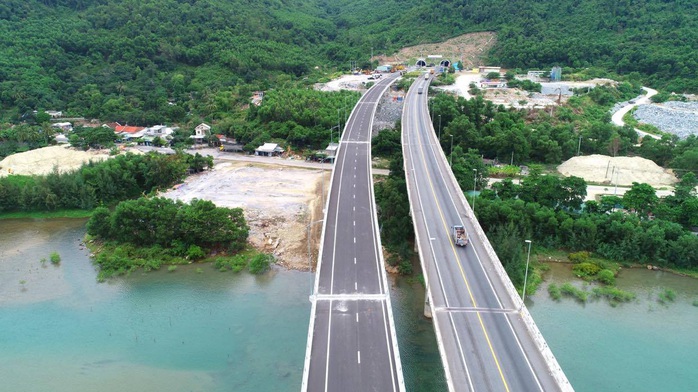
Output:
[[415, 59, 426, 67]]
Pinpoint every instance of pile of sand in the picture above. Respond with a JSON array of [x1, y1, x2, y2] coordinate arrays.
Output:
[[557, 154, 677, 187], [0, 145, 111, 177]]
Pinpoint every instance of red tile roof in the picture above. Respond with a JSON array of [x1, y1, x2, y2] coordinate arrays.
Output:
[[115, 125, 145, 134]]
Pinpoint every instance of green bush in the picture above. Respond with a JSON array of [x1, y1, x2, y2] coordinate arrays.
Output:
[[167, 265, 177, 272], [50, 252, 61, 265], [249, 254, 274, 274], [548, 283, 561, 301], [568, 251, 590, 263], [572, 262, 601, 277], [214, 255, 248, 273], [187, 245, 206, 260], [597, 269, 616, 285]]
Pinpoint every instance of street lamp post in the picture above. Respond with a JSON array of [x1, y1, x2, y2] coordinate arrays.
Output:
[[472, 168, 477, 213], [438, 114, 442, 140], [449, 135, 454, 167], [523, 240, 532, 304], [577, 135, 582, 156]]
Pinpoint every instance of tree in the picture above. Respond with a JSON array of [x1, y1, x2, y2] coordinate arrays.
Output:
[[622, 182, 658, 217]]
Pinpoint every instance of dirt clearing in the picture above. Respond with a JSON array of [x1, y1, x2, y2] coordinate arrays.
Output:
[[375, 32, 496, 68], [160, 161, 328, 270]]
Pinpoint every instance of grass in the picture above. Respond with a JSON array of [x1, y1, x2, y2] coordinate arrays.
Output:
[[548, 283, 562, 301], [591, 286, 636, 306], [0, 209, 93, 220], [560, 282, 588, 303], [657, 288, 677, 304], [622, 110, 663, 135]]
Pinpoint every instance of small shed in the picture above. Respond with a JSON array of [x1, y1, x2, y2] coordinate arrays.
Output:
[[255, 143, 284, 157]]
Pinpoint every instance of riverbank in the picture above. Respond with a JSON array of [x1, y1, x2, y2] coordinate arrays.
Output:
[[0, 209, 93, 220]]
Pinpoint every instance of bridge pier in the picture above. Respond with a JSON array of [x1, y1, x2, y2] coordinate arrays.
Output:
[[424, 290, 432, 319]]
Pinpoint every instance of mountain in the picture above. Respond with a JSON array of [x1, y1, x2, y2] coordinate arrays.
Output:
[[1, 0, 695, 123]]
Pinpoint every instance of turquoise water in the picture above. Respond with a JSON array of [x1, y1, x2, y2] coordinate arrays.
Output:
[[0, 219, 310, 392], [528, 263, 698, 392], [2, 219, 697, 392]]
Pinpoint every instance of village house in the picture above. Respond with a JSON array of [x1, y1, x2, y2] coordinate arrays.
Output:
[[105, 123, 146, 142], [141, 125, 177, 146], [190, 123, 211, 144], [255, 143, 284, 157]]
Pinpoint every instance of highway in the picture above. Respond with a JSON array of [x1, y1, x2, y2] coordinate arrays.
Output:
[[402, 75, 572, 391], [302, 74, 405, 392]]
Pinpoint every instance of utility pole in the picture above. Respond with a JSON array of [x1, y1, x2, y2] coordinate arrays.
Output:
[[577, 135, 582, 156], [438, 115, 442, 141], [523, 240, 532, 304], [472, 169, 477, 213], [450, 135, 454, 167]]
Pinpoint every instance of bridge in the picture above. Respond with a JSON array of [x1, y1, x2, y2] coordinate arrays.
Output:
[[302, 71, 572, 391], [402, 75, 573, 391], [301, 74, 405, 391]]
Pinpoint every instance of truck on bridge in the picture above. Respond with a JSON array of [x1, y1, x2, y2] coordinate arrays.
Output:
[[452, 225, 468, 247]]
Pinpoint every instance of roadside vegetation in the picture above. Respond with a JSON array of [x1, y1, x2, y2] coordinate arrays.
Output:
[[372, 127, 414, 275]]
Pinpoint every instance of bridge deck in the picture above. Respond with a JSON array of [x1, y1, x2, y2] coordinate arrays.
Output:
[[302, 75, 404, 392]]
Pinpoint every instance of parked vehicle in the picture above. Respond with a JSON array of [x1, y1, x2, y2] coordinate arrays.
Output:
[[452, 225, 468, 247]]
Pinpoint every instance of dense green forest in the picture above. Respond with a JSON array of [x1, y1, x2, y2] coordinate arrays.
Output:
[[1, 0, 695, 125], [0, 151, 211, 212]]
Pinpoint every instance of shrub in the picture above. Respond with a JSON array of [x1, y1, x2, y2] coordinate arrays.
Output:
[[568, 251, 590, 263], [398, 260, 413, 275], [548, 283, 561, 301], [572, 262, 600, 277], [693, 300, 698, 307], [50, 252, 61, 265], [597, 269, 616, 285], [249, 253, 273, 274], [186, 245, 206, 260], [167, 265, 177, 272]]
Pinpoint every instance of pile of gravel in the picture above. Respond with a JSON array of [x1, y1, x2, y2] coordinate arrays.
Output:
[[372, 90, 404, 136], [633, 101, 698, 139]]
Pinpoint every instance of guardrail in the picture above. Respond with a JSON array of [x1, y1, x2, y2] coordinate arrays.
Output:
[[427, 93, 574, 392]]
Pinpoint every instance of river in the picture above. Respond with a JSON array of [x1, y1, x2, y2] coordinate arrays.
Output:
[[1, 219, 696, 391]]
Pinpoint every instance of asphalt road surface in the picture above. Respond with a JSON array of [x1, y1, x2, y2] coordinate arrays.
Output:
[[303, 74, 404, 392], [402, 75, 566, 392]]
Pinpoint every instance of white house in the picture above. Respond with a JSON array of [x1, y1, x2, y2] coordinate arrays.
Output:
[[255, 143, 284, 157], [190, 123, 211, 143]]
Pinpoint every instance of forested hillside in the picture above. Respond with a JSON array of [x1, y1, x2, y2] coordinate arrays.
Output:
[[1, 0, 695, 124]]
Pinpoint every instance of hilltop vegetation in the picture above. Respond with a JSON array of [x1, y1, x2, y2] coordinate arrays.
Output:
[[1, 0, 696, 126]]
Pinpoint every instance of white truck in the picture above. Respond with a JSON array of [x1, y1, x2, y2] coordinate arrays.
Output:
[[452, 225, 468, 247], [424, 73, 429, 79]]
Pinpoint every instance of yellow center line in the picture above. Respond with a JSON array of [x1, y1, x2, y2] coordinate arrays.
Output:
[[410, 99, 511, 392]]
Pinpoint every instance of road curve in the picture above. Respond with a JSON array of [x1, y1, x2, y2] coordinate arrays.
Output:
[[302, 74, 405, 392], [611, 87, 660, 140], [402, 75, 573, 392]]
